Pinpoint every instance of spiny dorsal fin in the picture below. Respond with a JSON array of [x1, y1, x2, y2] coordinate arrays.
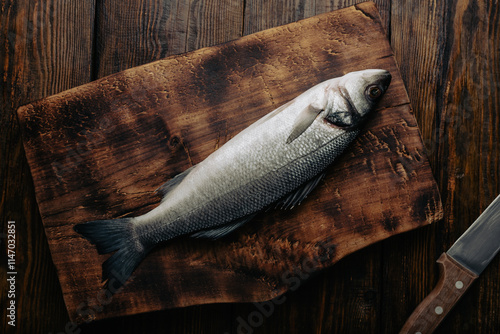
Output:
[[275, 172, 326, 210], [155, 165, 196, 201], [286, 105, 324, 144]]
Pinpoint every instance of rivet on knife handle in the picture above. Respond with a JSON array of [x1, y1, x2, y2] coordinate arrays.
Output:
[[399, 252, 478, 334]]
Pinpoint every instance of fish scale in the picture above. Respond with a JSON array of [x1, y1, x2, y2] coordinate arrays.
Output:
[[74, 69, 392, 291], [149, 129, 360, 242]]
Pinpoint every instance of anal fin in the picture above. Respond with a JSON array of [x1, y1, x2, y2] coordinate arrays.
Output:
[[276, 172, 326, 210], [190, 213, 258, 240]]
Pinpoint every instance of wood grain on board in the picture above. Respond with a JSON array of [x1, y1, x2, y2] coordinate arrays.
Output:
[[0, 0, 95, 332], [16, 2, 442, 323], [385, 1, 500, 333]]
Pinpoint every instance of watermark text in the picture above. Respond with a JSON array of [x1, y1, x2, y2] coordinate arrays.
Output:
[[6, 221, 17, 327]]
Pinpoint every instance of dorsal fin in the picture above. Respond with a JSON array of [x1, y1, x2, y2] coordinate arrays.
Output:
[[155, 166, 196, 201], [239, 99, 295, 135]]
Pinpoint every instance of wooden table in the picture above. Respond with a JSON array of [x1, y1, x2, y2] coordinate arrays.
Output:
[[1, 1, 499, 333]]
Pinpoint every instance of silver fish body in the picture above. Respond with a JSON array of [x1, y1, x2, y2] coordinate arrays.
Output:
[[74, 69, 391, 290]]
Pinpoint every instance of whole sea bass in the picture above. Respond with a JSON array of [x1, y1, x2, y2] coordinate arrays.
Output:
[[74, 69, 391, 290]]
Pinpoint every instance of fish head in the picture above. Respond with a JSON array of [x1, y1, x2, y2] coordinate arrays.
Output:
[[323, 69, 391, 129], [285, 69, 391, 144]]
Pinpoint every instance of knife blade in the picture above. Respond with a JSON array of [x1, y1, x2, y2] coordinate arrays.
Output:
[[400, 195, 500, 334]]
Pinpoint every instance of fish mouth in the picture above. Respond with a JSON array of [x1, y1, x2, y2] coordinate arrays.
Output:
[[378, 71, 392, 90]]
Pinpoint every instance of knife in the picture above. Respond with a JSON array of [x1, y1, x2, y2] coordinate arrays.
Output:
[[400, 194, 500, 334]]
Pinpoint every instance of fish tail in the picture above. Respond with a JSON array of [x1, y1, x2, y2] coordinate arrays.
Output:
[[74, 218, 147, 292]]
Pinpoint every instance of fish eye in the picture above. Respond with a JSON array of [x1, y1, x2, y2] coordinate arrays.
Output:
[[366, 85, 383, 100]]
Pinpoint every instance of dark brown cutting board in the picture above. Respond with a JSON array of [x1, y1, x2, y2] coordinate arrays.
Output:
[[17, 2, 442, 323]]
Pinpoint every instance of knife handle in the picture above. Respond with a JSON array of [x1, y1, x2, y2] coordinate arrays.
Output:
[[400, 252, 478, 334]]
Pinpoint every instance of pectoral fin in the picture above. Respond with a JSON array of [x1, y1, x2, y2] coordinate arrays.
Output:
[[286, 105, 324, 144]]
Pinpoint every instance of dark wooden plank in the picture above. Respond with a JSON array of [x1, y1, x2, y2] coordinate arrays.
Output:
[[0, 1, 95, 333], [387, 0, 500, 333], [243, 0, 391, 37], [381, 2, 452, 332], [94, 0, 244, 78], [17, 2, 442, 326], [235, 247, 384, 334]]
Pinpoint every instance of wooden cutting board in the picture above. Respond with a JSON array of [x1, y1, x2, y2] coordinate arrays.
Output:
[[17, 2, 442, 323]]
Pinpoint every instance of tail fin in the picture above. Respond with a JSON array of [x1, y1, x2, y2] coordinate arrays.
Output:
[[74, 218, 147, 293]]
